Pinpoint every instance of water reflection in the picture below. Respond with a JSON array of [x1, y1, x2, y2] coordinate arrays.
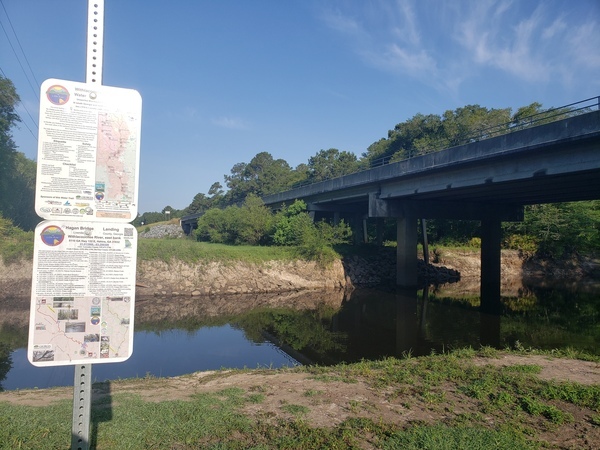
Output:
[[1, 280, 599, 391]]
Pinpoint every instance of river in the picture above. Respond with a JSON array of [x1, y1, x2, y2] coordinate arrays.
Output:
[[1, 279, 599, 391]]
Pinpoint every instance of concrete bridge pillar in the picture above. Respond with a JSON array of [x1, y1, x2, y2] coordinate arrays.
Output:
[[396, 215, 418, 287], [376, 218, 384, 246]]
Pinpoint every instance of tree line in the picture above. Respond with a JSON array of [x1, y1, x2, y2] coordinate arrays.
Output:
[[1, 74, 598, 258]]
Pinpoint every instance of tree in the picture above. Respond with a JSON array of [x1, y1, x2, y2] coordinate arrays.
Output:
[[0, 76, 20, 211], [235, 194, 273, 245], [224, 152, 295, 205], [0, 75, 38, 230], [362, 105, 512, 165], [272, 200, 313, 246], [504, 201, 600, 257], [207, 181, 225, 208], [271, 200, 352, 263], [186, 193, 211, 215], [305, 148, 360, 183], [195, 194, 273, 245]]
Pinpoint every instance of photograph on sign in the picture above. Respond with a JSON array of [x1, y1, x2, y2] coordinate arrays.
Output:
[[28, 220, 137, 366], [35, 78, 142, 222]]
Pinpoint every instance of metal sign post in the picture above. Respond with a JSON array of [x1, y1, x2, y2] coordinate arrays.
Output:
[[28, 1, 141, 449], [71, 0, 104, 450], [73, 3, 103, 448]]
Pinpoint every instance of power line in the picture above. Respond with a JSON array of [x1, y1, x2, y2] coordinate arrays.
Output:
[[0, 0, 39, 142], [0, 0, 39, 101], [0, 65, 38, 142]]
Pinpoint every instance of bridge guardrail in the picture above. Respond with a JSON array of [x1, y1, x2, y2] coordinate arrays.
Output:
[[367, 96, 600, 169]]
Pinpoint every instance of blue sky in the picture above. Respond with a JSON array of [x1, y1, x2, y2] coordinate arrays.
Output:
[[2, 0, 599, 214]]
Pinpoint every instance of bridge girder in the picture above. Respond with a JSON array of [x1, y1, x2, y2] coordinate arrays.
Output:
[[368, 195, 524, 222]]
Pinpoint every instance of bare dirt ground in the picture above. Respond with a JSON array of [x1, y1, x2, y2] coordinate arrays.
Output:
[[2, 354, 599, 449]]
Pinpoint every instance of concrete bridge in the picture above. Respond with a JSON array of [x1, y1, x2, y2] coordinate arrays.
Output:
[[180, 106, 600, 310], [260, 109, 600, 310]]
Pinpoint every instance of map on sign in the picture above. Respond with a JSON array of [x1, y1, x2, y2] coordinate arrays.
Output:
[[28, 220, 137, 366], [95, 112, 137, 212], [35, 79, 142, 222]]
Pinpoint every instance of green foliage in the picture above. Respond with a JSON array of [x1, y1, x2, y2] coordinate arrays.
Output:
[[195, 207, 232, 243], [504, 234, 538, 255], [467, 237, 481, 248], [271, 200, 352, 263], [224, 151, 297, 204], [182, 182, 225, 216], [195, 194, 273, 245], [272, 200, 312, 246], [504, 201, 600, 257], [236, 194, 274, 245], [293, 219, 351, 264], [0, 76, 38, 231], [305, 148, 361, 183], [193, 198, 352, 262], [0, 214, 33, 263], [425, 219, 480, 246], [363, 104, 513, 164]]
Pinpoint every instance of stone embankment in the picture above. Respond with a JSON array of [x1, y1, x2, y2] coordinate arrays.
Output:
[[138, 223, 186, 239]]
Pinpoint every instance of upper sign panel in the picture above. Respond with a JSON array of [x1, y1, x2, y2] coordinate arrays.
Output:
[[35, 79, 142, 222]]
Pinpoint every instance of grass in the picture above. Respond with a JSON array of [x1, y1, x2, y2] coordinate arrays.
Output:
[[137, 238, 298, 265], [1, 350, 598, 449], [0, 222, 33, 264]]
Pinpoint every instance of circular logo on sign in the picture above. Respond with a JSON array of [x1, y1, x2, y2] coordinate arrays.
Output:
[[40, 225, 65, 246], [46, 85, 70, 105]]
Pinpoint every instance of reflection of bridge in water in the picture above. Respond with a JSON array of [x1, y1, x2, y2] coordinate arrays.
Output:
[[135, 289, 506, 365], [3, 281, 595, 390]]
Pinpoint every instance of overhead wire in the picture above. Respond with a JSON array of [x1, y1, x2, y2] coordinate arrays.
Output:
[[0, 64, 38, 141], [0, 0, 39, 141], [0, 0, 39, 100]]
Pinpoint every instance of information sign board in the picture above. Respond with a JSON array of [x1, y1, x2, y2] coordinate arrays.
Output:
[[28, 220, 137, 366], [35, 79, 142, 222]]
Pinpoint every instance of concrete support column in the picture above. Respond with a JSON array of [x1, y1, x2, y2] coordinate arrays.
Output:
[[396, 216, 418, 287], [376, 218, 384, 246], [352, 214, 363, 245], [480, 219, 502, 314], [333, 211, 340, 226]]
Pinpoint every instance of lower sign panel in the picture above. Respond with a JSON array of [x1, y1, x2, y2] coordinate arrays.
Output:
[[28, 220, 137, 366]]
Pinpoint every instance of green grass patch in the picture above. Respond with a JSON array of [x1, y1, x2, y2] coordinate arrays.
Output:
[[0, 218, 33, 263], [137, 239, 297, 265], [281, 403, 310, 417], [376, 423, 539, 449]]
